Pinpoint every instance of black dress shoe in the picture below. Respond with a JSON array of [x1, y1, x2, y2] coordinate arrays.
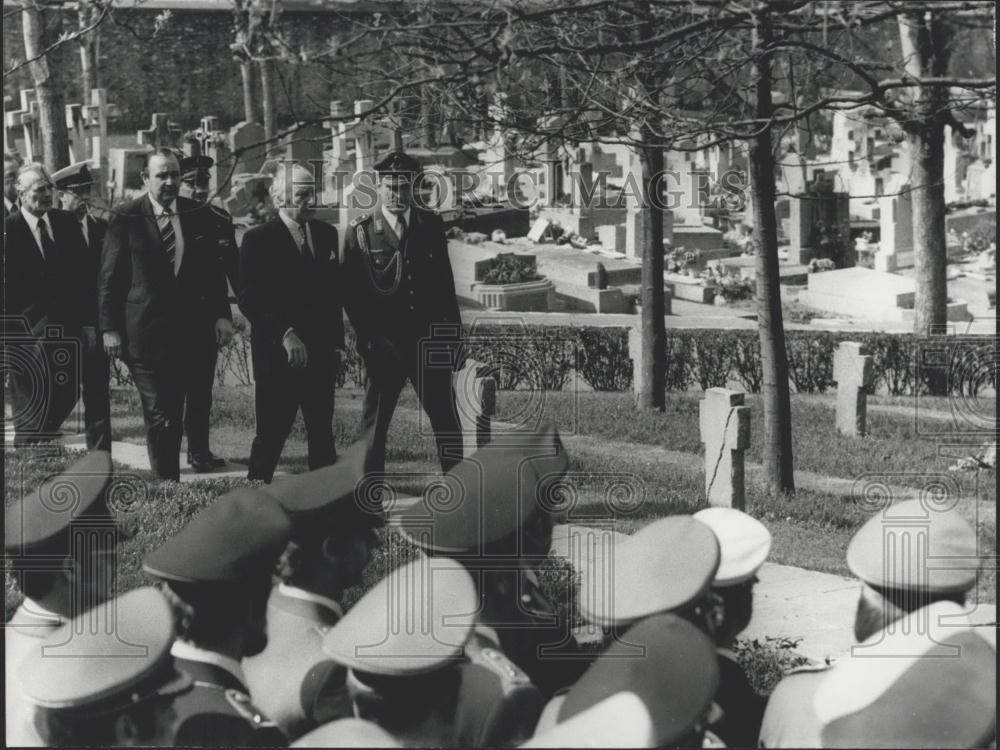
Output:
[[187, 452, 227, 472]]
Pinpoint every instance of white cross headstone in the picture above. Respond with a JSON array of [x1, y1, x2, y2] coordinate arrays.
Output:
[[137, 113, 182, 150], [833, 342, 874, 437], [82, 89, 112, 180], [453, 358, 496, 457], [698, 388, 750, 509]]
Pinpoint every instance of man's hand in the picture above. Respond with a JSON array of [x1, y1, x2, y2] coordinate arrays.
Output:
[[283, 330, 308, 368], [81, 326, 98, 351], [103, 331, 122, 358], [215, 318, 234, 347]]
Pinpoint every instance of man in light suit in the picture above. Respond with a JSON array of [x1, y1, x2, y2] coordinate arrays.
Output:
[[238, 163, 344, 483], [98, 148, 233, 480], [244, 440, 380, 741], [4, 163, 92, 445]]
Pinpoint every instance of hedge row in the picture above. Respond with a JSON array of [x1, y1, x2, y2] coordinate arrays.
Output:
[[109, 325, 996, 397]]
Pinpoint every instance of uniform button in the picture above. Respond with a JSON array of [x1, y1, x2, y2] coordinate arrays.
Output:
[[407, 274, 412, 280]]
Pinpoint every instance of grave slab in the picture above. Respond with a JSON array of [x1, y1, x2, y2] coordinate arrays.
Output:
[[699, 388, 750, 509], [833, 342, 873, 437]]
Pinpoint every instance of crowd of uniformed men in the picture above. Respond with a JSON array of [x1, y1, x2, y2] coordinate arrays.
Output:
[[4, 145, 997, 748]]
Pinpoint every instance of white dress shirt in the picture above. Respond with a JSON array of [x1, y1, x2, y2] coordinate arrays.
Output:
[[148, 194, 185, 274], [20, 210, 54, 259], [79, 214, 90, 248], [380, 205, 411, 241]]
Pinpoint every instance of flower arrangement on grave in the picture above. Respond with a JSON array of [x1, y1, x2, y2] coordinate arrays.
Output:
[[480, 253, 543, 285], [665, 247, 701, 274], [807, 258, 836, 273], [701, 265, 754, 301]]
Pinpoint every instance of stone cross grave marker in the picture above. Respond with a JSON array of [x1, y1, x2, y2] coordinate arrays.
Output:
[[229, 121, 267, 176], [453, 358, 497, 458], [137, 113, 182, 150], [193, 116, 232, 198], [82, 89, 112, 181], [833, 341, 874, 437], [7, 90, 40, 161], [699, 388, 750, 509], [65, 103, 87, 162]]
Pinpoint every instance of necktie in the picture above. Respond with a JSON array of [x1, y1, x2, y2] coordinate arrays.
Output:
[[397, 214, 408, 246], [299, 223, 314, 261], [39, 218, 57, 262], [158, 211, 176, 274]]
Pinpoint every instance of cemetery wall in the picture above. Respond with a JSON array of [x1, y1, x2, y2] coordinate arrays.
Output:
[[4, 9, 361, 131]]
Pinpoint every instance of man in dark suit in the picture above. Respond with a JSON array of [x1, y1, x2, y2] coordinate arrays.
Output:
[[98, 148, 233, 481], [52, 161, 112, 452], [238, 163, 344, 483], [341, 150, 463, 474], [4, 151, 22, 217], [177, 154, 238, 472], [4, 163, 93, 445]]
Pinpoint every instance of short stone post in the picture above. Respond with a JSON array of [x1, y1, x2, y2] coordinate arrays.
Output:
[[628, 326, 645, 404], [833, 341, 874, 437], [699, 388, 750, 509], [453, 358, 497, 458]]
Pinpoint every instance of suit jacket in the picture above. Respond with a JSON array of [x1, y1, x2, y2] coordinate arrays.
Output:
[[4, 606, 62, 747], [242, 586, 351, 741], [97, 194, 231, 363], [207, 204, 239, 299], [171, 656, 288, 747], [4, 208, 92, 338], [341, 205, 461, 354], [238, 216, 344, 356]]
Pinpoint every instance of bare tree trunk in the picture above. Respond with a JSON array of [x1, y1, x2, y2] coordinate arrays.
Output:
[[420, 85, 437, 149], [78, 4, 98, 99], [898, 11, 951, 342], [240, 60, 256, 122], [637, 134, 666, 411], [751, 13, 794, 494], [260, 58, 277, 152], [21, 1, 69, 169]]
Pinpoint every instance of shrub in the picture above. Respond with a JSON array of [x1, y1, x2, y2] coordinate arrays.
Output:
[[576, 328, 632, 392], [480, 253, 542, 285], [734, 636, 812, 697], [686, 331, 734, 390], [786, 332, 838, 394], [730, 330, 763, 393]]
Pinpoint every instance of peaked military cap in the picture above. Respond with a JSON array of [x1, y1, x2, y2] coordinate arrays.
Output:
[[322, 557, 476, 676], [814, 601, 996, 748], [577, 515, 720, 627], [847, 499, 978, 594], [4, 450, 115, 556], [263, 440, 383, 532], [694, 507, 772, 586], [557, 613, 719, 746], [143, 488, 292, 584], [180, 154, 214, 184], [291, 718, 403, 748], [374, 150, 421, 181], [51, 161, 95, 191], [524, 692, 656, 748], [390, 421, 568, 555], [19, 586, 191, 713]]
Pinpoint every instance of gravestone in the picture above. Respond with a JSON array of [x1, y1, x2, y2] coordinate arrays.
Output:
[[282, 122, 325, 166], [876, 188, 913, 272], [230, 121, 266, 175], [788, 172, 851, 265], [7, 90, 40, 160], [193, 116, 232, 199], [107, 148, 150, 200], [82, 89, 113, 183], [453, 358, 497, 458], [833, 342, 874, 437], [137, 113, 182, 150], [698, 388, 750, 509], [65, 103, 87, 162]]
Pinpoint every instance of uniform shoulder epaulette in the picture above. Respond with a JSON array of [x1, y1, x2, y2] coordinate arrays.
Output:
[[224, 688, 280, 729], [470, 646, 533, 689]]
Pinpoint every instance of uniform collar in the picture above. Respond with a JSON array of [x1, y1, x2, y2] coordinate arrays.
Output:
[[276, 582, 344, 619], [380, 204, 411, 234], [171, 639, 248, 689]]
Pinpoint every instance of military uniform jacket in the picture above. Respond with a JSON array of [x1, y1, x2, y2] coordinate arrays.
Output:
[[242, 585, 351, 741], [341, 206, 461, 354], [97, 194, 232, 363], [757, 662, 830, 748], [452, 630, 545, 747], [171, 654, 288, 747], [4, 605, 62, 747]]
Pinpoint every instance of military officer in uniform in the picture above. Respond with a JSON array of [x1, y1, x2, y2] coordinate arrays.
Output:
[[52, 160, 113, 452], [17, 587, 193, 747], [244, 440, 382, 740], [4, 450, 121, 747], [176, 153, 238, 471], [537, 613, 721, 749], [143, 488, 292, 747], [391, 420, 587, 701], [759, 498, 987, 748], [341, 150, 464, 474], [693, 507, 772, 748], [320, 557, 479, 746]]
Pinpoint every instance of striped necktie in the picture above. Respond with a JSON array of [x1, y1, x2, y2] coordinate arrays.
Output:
[[158, 211, 176, 274]]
